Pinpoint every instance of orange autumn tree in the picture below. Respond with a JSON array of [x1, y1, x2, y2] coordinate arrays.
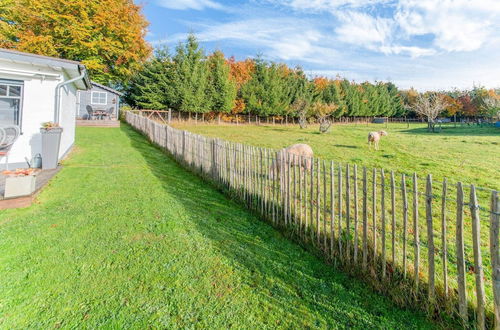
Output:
[[228, 57, 254, 113], [0, 0, 151, 84], [441, 94, 462, 116]]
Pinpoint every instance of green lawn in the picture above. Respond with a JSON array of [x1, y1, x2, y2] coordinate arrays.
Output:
[[173, 122, 500, 190], [0, 125, 437, 328]]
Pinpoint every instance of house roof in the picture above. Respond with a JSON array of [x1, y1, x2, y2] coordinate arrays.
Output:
[[91, 81, 124, 96], [0, 48, 91, 90]]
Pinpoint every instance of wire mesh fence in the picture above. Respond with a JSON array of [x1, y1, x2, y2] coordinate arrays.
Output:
[[126, 111, 500, 328]]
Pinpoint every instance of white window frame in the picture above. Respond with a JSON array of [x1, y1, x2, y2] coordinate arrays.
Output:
[[91, 91, 107, 105], [0, 79, 24, 129]]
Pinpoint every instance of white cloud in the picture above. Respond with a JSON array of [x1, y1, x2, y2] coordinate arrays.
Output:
[[395, 0, 500, 52], [271, 0, 500, 55], [150, 0, 500, 90], [164, 18, 339, 63], [155, 0, 224, 10], [267, 0, 391, 11], [335, 11, 394, 47]]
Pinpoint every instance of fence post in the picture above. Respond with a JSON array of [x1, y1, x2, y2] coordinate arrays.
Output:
[[316, 159, 321, 245], [353, 165, 359, 264], [362, 167, 368, 270], [425, 174, 435, 303], [346, 164, 351, 262], [381, 169, 386, 279], [456, 182, 468, 324], [470, 185, 486, 329], [402, 174, 408, 277], [372, 169, 377, 263], [390, 171, 396, 265], [338, 165, 343, 258], [441, 179, 448, 297], [490, 191, 500, 329], [323, 160, 327, 250], [310, 159, 315, 241], [330, 161, 335, 257], [413, 173, 420, 291]]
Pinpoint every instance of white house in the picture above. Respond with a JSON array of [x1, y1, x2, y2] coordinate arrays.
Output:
[[0, 49, 91, 169]]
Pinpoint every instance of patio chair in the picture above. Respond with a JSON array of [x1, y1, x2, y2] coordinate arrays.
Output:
[[86, 105, 96, 120], [106, 107, 114, 119], [0, 125, 21, 170]]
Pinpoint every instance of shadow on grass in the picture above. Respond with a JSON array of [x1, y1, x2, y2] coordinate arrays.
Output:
[[334, 144, 359, 149], [120, 124, 435, 328], [400, 125, 500, 137]]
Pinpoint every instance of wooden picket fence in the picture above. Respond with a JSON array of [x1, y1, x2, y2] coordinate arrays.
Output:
[[126, 111, 500, 328]]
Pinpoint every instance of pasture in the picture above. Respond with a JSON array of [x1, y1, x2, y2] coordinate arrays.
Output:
[[167, 119, 500, 325], [172, 122, 500, 190]]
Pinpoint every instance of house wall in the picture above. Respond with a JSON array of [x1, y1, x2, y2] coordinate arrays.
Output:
[[58, 77, 77, 159], [77, 86, 119, 119], [0, 60, 77, 168]]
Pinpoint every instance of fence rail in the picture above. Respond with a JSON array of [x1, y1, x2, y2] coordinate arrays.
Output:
[[126, 111, 500, 328], [128, 109, 497, 129]]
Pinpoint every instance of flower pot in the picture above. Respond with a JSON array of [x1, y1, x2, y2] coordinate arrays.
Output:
[[40, 127, 63, 170], [4, 175, 36, 199]]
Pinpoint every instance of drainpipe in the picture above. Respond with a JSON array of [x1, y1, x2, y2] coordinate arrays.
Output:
[[54, 66, 88, 124]]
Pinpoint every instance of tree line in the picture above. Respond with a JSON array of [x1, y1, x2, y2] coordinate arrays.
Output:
[[124, 35, 405, 119], [125, 35, 500, 123]]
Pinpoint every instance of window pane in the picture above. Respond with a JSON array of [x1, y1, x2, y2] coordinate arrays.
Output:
[[0, 98, 20, 125], [9, 86, 21, 97], [0, 85, 7, 96]]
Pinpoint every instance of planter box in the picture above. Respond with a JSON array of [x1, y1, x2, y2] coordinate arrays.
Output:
[[40, 127, 63, 170], [4, 175, 37, 199]]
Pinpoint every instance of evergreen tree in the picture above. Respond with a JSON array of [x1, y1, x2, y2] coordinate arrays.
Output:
[[172, 34, 209, 113], [206, 51, 237, 113], [125, 46, 174, 110], [240, 59, 291, 116]]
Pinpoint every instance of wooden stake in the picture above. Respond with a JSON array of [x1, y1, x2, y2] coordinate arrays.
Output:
[[441, 179, 448, 297], [470, 185, 486, 329], [456, 182, 468, 324], [489, 191, 500, 329], [425, 174, 435, 302], [413, 173, 420, 290]]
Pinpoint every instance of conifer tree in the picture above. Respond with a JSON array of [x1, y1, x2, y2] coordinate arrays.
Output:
[[125, 46, 174, 109], [172, 34, 209, 113], [206, 51, 237, 113]]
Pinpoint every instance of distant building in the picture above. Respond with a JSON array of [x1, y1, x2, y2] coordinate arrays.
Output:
[[77, 81, 123, 120]]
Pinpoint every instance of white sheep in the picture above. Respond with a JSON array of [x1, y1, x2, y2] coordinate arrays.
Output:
[[367, 130, 388, 150], [270, 144, 313, 178]]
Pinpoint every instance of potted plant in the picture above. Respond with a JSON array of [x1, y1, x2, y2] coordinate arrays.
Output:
[[40, 122, 63, 169], [3, 168, 38, 199]]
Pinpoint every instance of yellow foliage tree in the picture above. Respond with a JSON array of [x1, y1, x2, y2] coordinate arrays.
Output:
[[0, 0, 151, 84]]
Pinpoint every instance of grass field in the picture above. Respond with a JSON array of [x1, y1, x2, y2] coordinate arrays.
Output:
[[173, 122, 500, 190], [0, 125, 437, 328]]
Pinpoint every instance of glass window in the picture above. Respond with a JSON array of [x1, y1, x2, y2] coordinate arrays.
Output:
[[91, 91, 107, 105], [9, 86, 21, 97], [0, 81, 23, 126]]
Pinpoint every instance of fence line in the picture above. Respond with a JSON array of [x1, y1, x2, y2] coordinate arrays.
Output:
[[126, 111, 499, 328], [129, 109, 497, 129]]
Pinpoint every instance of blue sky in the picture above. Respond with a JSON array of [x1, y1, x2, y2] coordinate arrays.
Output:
[[142, 0, 500, 91]]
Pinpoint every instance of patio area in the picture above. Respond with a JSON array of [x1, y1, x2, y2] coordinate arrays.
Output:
[[0, 167, 61, 209], [76, 119, 120, 127]]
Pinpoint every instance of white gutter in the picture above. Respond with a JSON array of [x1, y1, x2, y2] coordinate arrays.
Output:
[[0, 68, 60, 79], [54, 66, 88, 123]]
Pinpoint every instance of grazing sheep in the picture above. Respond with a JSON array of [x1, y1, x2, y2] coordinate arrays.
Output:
[[270, 144, 313, 178], [367, 130, 388, 150]]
